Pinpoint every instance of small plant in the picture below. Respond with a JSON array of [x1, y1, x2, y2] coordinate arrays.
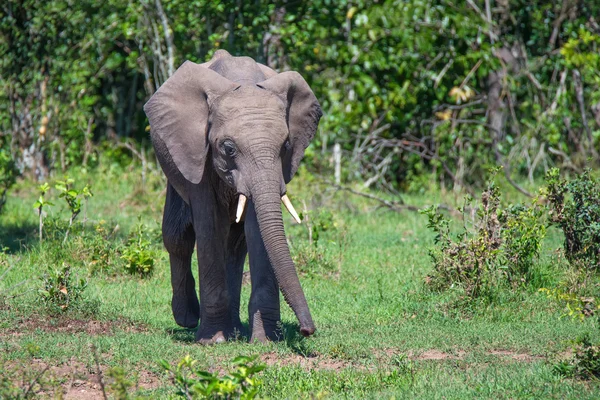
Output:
[[121, 219, 157, 277], [105, 366, 135, 400], [55, 177, 93, 244], [33, 183, 53, 242], [159, 355, 266, 399], [38, 264, 87, 314], [554, 334, 600, 380], [545, 168, 600, 270]]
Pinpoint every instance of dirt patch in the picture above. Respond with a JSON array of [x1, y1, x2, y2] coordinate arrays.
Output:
[[4, 357, 162, 399], [413, 349, 467, 360], [489, 349, 543, 362], [260, 352, 364, 372], [380, 348, 542, 362], [2, 315, 148, 337]]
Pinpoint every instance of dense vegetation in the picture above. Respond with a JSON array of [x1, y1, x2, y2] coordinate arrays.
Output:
[[2, 0, 600, 398], [2, 0, 600, 191]]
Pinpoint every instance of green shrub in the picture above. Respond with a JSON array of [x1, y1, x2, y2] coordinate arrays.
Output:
[[539, 287, 598, 321], [421, 172, 546, 300], [121, 219, 157, 277], [84, 220, 122, 276], [159, 355, 265, 399], [554, 334, 600, 380], [0, 137, 17, 215], [545, 168, 600, 270], [38, 264, 87, 314]]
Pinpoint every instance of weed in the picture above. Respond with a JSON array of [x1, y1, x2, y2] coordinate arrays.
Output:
[[121, 219, 157, 277], [554, 334, 600, 380], [545, 168, 600, 270], [539, 287, 599, 321], [38, 264, 88, 314], [85, 220, 122, 276], [159, 355, 265, 399]]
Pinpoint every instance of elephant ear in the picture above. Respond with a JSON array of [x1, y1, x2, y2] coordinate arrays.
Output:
[[257, 71, 322, 183], [144, 61, 239, 187]]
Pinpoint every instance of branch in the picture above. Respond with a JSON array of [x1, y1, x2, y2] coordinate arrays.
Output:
[[155, 0, 175, 77]]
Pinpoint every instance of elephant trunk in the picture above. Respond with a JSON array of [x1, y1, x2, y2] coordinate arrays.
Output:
[[250, 174, 315, 336]]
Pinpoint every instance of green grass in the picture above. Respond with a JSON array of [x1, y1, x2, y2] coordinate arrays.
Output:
[[1, 163, 599, 398]]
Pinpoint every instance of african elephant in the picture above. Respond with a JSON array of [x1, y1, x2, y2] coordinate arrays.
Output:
[[144, 50, 322, 344]]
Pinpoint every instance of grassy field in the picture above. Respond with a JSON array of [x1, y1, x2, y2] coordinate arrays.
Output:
[[1, 161, 599, 399]]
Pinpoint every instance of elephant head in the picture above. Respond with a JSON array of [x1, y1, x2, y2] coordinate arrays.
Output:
[[144, 60, 322, 337]]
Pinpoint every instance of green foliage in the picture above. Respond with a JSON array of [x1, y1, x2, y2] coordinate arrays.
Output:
[[421, 172, 546, 300], [85, 221, 122, 276], [554, 334, 600, 380], [0, 137, 17, 214], [121, 219, 157, 277], [539, 287, 598, 322], [38, 264, 87, 314], [159, 355, 266, 399], [545, 168, 600, 270], [55, 177, 92, 221]]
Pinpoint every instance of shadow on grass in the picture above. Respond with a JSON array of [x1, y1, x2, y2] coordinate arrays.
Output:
[[0, 221, 37, 254], [165, 320, 313, 355]]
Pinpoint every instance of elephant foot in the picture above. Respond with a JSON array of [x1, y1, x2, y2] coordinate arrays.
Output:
[[196, 322, 243, 344], [197, 330, 227, 345], [250, 310, 282, 343], [172, 295, 200, 328]]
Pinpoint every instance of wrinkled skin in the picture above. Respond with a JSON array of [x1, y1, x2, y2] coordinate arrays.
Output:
[[144, 50, 322, 344]]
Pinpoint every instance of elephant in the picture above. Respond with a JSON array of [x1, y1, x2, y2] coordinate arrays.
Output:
[[143, 50, 322, 344]]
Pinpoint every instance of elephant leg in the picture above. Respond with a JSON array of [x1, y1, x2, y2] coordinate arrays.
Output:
[[226, 222, 247, 338], [244, 199, 281, 342], [163, 183, 199, 328], [190, 185, 232, 344]]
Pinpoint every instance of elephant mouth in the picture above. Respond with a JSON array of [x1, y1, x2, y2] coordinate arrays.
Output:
[[235, 193, 301, 224]]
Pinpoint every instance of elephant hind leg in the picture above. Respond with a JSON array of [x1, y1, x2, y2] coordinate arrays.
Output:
[[163, 183, 199, 328]]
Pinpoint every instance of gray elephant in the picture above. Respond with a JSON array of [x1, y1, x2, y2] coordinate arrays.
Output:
[[143, 50, 322, 344]]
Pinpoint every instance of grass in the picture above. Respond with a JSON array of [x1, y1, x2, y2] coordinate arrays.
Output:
[[1, 161, 599, 398]]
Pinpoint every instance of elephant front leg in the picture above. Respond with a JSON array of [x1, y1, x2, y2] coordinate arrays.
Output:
[[226, 222, 247, 338], [191, 188, 234, 344], [244, 200, 282, 342]]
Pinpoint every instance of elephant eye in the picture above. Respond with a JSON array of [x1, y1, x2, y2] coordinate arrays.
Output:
[[222, 140, 237, 157]]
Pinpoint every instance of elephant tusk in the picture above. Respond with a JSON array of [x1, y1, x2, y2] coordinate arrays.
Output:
[[236, 194, 247, 223], [281, 194, 302, 224]]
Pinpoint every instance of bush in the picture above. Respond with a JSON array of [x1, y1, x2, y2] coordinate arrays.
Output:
[[38, 264, 87, 314], [159, 355, 265, 399], [121, 219, 157, 277], [421, 171, 546, 300], [545, 168, 600, 270], [0, 136, 17, 215]]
